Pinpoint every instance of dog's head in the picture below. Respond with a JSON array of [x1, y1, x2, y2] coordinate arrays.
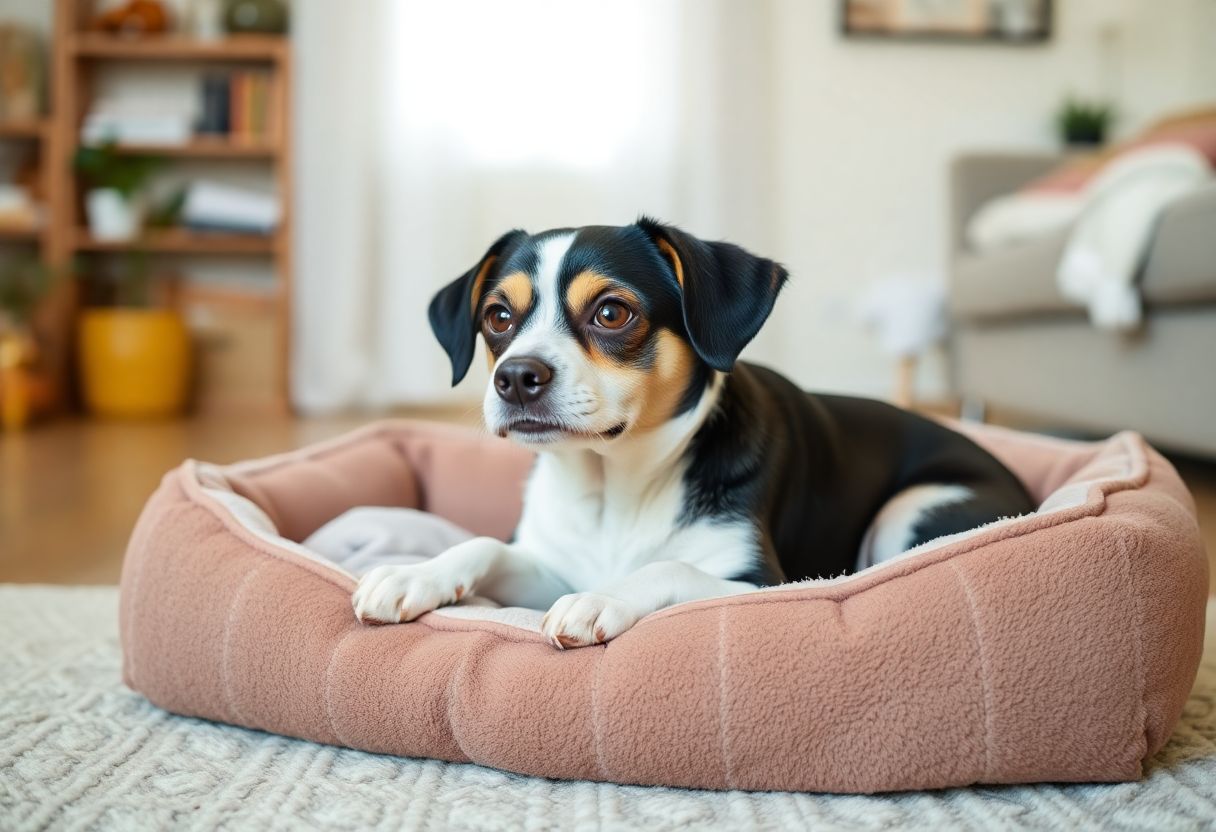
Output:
[[428, 218, 787, 448]]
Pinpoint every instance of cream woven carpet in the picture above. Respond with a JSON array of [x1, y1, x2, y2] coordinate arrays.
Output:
[[2, 586, 1214, 831]]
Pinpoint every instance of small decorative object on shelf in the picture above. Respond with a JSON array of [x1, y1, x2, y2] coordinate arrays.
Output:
[[94, 0, 173, 37], [74, 141, 163, 242], [187, 0, 226, 41], [0, 24, 45, 121], [1056, 95, 1114, 147], [224, 0, 289, 35], [0, 258, 56, 431], [0, 184, 42, 234]]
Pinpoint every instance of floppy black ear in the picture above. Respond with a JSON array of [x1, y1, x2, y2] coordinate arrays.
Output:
[[428, 230, 526, 385], [637, 217, 788, 372]]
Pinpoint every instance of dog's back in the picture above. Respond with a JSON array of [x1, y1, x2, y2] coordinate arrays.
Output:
[[685, 363, 1036, 581]]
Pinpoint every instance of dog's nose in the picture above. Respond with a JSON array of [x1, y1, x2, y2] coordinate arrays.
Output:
[[494, 357, 554, 405]]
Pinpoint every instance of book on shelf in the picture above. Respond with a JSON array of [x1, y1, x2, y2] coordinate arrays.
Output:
[[196, 71, 274, 144], [80, 73, 274, 148], [81, 99, 193, 145], [182, 180, 280, 235], [197, 74, 230, 136]]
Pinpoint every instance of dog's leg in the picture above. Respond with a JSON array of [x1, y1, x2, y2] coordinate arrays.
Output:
[[353, 537, 570, 623], [542, 561, 756, 648]]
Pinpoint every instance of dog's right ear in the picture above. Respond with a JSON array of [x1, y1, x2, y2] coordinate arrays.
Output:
[[637, 217, 788, 372], [428, 230, 526, 385]]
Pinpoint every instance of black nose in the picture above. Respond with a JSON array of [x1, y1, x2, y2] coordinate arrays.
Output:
[[494, 357, 554, 405]]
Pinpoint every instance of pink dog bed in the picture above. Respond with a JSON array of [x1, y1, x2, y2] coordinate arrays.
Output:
[[119, 420, 1208, 793]]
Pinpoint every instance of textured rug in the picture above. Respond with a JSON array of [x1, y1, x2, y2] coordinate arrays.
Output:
[[1, 586, 1213, 831]]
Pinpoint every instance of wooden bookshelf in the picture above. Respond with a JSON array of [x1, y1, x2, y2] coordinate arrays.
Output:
[[0, 111, 58, 416], [69, 33, 287, 63], [73, 228, 278, 255], [93, 139, 279, 158], [31, 0, 296, 414], [0, 120, 49, 139], [0, 225, 44, 241]]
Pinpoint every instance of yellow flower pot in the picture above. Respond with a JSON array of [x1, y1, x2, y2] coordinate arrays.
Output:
[[79, 308, 192, 418]]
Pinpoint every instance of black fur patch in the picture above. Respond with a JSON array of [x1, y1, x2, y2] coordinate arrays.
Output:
[[678, 364, 1036, 583]]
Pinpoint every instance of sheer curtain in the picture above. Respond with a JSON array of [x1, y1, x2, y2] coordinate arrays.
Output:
[[293, 0, 777, 412]]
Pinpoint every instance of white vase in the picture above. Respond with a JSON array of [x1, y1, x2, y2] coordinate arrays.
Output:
[[85, 189, 142, 242], [189, 0, 225, 41]]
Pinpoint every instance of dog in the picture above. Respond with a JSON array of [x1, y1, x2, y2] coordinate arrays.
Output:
[[349, 218, 1036, 648]]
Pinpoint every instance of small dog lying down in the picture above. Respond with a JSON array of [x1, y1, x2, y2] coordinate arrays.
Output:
[[324, 219, 1034, 648]]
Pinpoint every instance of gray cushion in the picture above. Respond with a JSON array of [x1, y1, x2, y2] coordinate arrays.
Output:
[[953, 184, 1216, 321], [1142, 187, 1216, 304], [952, 231, 1072, 319]]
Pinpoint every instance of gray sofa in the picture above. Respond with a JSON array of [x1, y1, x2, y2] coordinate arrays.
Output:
[[949, 152, 1216, 458]]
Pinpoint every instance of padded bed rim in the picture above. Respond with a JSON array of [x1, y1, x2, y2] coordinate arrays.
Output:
[[176, 420, 1150, 634], [118, 419, 1208, 792]]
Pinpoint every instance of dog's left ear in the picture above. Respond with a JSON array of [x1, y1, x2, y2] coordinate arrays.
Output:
[[637, 217, 788, 372], [428, 230, 526, 385]]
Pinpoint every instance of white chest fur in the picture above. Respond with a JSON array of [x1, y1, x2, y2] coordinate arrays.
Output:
[[512, 400, 759, 593]]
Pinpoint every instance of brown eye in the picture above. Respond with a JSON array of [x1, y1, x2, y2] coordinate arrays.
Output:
[[484, 304, 513, 334], [593, 301, 632, 330]]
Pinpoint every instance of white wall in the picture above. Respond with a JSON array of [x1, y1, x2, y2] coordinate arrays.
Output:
[[742, 0, 1216, 400]]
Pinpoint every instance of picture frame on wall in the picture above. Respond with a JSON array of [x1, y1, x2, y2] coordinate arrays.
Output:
[[841, 0, 1052, 44]]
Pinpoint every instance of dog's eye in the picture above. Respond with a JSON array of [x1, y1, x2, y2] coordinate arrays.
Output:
[[484, 305, 514, 334], [593, 301, 632, 330]]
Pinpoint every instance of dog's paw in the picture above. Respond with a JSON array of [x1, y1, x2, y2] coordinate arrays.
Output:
[[352, 564, 468, 624], [541, 593, 641, 649]]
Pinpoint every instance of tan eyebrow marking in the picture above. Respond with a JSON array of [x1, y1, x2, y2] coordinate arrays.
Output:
[[566, 271, 641, 315], [566, 271, 613, 314], [494, 272, 534, 314]]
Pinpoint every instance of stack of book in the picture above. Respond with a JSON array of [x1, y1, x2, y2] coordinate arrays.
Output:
[[197, 72, 274, 144], [81, 99, 193, 145], [182, 181, 280, 236]]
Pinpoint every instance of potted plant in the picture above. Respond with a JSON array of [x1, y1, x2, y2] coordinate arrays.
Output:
[[77, 251, 192, 419], [1056, 96, 1114, 147], [73, 141, 162, 241], [0, 257, 56, 429]]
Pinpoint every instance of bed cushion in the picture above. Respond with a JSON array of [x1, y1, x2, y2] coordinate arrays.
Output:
[[118, 419, 1208, 793]]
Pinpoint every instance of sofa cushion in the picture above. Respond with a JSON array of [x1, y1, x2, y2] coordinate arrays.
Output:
[[952, 230, 1072, 319], [953, 185, 1216, 320], [1142, 187, 1216, 304]]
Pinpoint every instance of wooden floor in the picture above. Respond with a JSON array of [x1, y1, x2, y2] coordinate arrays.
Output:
[[2, 411, 1214, 590], [0, 409, 470, 584]]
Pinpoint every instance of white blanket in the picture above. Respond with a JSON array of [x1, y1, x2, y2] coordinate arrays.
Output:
[[967, 144, 1213, 330]]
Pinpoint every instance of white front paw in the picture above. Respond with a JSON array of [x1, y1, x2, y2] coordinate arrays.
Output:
[[352, 564, 468, 624], [541, 593, 641, 649]]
